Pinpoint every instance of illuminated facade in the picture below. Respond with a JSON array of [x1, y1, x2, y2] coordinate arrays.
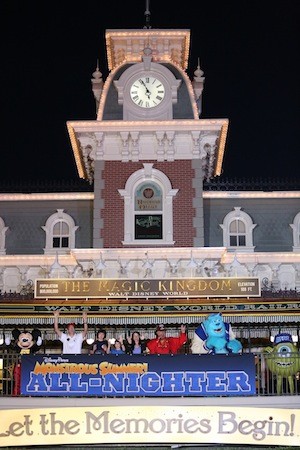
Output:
[[0, 28, 299, 344], [0, 23, 299, 450]]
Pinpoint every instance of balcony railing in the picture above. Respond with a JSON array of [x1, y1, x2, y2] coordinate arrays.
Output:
[[1, 351, 299, 398]]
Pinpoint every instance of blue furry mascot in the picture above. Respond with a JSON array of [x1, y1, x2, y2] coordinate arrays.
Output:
[[191, 313, 242, 354]]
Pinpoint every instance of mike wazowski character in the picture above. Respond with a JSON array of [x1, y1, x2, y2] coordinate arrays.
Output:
[[264, 333, 300, 394], [191, 312, 242, 354]]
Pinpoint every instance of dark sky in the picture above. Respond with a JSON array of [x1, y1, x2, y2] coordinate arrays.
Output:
[[0, 0, 299, 183]]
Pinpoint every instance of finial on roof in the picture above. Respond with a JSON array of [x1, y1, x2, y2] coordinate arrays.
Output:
[[192, 57, 205, 117], [92, 59, 102, 80], [194, 57, 204, 80], [143, 47, 152, 56], [144, 0, 151, 29], [91, 59, 103, 114], [142, 46, 153, 70]]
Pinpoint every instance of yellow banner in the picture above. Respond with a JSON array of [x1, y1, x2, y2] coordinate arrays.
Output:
[[35, 277, 261, 298], [0, 405, 299, 447]]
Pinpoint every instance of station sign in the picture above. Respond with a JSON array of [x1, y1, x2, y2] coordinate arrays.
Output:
[[35, 277, 261, 299]]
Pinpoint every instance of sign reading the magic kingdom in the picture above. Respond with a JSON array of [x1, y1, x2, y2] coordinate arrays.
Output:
[[35, 277, 261, 299]]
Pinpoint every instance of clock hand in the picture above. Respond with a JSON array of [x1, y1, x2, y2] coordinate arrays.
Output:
[[140, 79, 147, 88], [140, 79, 151, 96]]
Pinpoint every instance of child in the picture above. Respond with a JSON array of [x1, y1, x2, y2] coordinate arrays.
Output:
[[108, 337, 126, 355], [90, 329, 108, 355]]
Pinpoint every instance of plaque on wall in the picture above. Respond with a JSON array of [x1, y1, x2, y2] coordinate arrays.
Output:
[[135, 214, 162, 239]]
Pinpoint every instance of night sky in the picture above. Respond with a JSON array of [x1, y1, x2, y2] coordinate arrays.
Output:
[[0, 0, 299, 183]]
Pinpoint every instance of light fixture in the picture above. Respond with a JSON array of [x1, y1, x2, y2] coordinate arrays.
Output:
[[50, 252, 64, 277], [95, 253, 106, 275], [143, 252, 153, 269], [211, 264, 221, 277], [118, 258, 128, 276], [187, 251, 198, 268], [167, 259, 179, 275], [143, 252, 154, 278], [187, 251, 203, 275]]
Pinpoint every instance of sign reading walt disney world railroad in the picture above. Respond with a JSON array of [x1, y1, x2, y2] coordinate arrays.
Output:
[[35, 277, 260, 299], [21, 354, 256, 397]]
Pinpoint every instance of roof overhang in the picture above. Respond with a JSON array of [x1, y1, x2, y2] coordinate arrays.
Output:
[[67, 119, 229, 183], [105, 29, 191, 71]]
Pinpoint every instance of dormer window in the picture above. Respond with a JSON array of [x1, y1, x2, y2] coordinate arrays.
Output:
[[229, 219, 246, 247], [290, 212, 300, 252], [52, 221, 70, 248], [0, 217, 8, 255], [220, 207, 256, 252], [42, 209, 78, 254]]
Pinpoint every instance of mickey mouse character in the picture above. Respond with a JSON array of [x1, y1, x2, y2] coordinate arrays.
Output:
[[7, 328, 42, 395], [11, 328, 42, 355]]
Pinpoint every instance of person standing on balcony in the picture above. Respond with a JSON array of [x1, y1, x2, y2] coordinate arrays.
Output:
[[147, 324, 187, 355], [90, 328, 108, 355], [124, 331, 148, 355], [108, 337, 126, 355], [53, 310, 88, 354]]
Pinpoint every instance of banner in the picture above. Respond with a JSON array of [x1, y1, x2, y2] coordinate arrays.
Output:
[[20, 354, 256, 397], [35, 277, 261, 299], [0, 406, 299, 447], [1, 300, 300, 318]]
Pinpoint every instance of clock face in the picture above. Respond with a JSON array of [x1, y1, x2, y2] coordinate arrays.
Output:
[[130, 76, 165, 108]]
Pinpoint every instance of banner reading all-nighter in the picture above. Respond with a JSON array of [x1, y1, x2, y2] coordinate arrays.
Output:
[[21, 354, 256, 397], [35, 277, 260, 298]]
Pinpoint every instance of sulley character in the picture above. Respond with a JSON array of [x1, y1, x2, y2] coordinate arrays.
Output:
[[264, 333, 300, 394], [191, 313, 242, 354]]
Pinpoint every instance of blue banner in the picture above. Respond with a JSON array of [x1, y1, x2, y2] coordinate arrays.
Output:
[[20, 354, 256, 397]]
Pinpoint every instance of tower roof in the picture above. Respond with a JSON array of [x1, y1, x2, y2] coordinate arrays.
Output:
[[105, 29, 190, 71]]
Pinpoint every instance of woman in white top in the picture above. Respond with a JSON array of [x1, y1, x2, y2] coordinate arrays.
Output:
[[53, 310, 88, 354]]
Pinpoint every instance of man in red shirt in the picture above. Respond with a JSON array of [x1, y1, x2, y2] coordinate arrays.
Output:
[[146, 323, 187, 354]]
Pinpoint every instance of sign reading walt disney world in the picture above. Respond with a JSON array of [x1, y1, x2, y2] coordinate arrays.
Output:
[[35, 277, 261, 299], [21, 354, 256, 397]]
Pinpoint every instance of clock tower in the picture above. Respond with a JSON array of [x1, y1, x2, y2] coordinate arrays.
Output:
[[113, 49, 181, 120], [67, 27, 228, 249]]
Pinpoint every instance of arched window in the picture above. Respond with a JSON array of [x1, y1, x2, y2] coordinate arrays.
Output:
[[42, 209, 78, 254], [0, 217, 8, 255], [119, 163, 178, 245], [220, 207, 256, 252], [290, 212, 300, 252], [229, 218, 246, 247]]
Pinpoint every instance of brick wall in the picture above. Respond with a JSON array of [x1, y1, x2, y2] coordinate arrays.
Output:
[[100, 160, 196, 247]]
